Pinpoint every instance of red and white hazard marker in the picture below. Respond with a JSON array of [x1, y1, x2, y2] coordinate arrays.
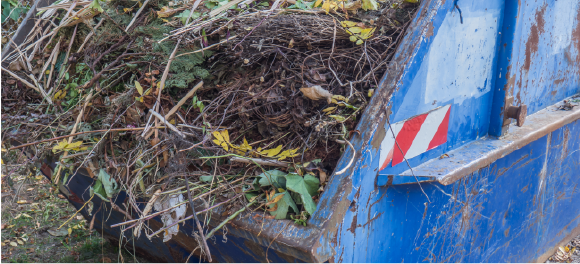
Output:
[[379, 105, 451, 170]]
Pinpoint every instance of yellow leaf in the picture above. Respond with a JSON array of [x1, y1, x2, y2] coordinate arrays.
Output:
[[212, 130, 229, 151], [332, 95, 348, 102], [321, 1, 331, 13], [53, 140, 69, 153], [157, 6, 176, 17], [68, 227, 72, 236], [220, 130, 230, 144], [340, 21, 358, 27], [368, 89, 374, 97], [10, 242, 17, 247], [236, 137, 252, 152], [356, 39, 363, 45], [260, 145, 283, 157], [276, 147, 300, 160], [278, 188, 285, 192], [212, 131, 224, 142], [135, 81, 143, 95], [45, 70, 50, 74], [323, 106, 337, 113], [17, 239, 23, 245], [349, 35, 358, 42], [314, 0, 323, 7], [361, 0, 378, 10], [348, 27, 363, 34], [266, 193, 284, 205], [161, 18, 169, 22], [67, 141, 83, 150], [123, 7, 133, 13], [169, 119, 176, 125], [53, 90, 67, 100], [359, 27, 376, 39]]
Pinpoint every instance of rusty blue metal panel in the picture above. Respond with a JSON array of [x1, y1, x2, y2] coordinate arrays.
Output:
[[490, 0, 580, 136], [330, 119, 579, 262], [506, 0, 580, 115], [375, 0, 505, 174]]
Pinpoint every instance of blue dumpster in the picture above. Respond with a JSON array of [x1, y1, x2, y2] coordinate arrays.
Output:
[[16, 0, 580, 262]]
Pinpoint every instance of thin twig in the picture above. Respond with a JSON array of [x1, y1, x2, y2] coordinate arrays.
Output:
[[386, 116, 431, 203], [149, 110, 185, 137], [185, 177, 212, 262]]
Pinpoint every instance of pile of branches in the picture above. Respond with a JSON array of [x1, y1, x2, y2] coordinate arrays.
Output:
[[1, 0, 417, 260]]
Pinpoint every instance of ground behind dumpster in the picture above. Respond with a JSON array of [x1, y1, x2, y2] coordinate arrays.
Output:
[[0, 168, 149, 263]]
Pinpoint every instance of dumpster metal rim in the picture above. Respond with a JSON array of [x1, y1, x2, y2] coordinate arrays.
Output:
[[378, 94, 580, 186]]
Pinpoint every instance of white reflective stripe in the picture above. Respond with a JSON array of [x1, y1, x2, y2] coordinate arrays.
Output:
[[404, 105, 450, 160], [379, 121, 405, 168]]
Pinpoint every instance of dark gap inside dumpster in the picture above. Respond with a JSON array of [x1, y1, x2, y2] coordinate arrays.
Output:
[[1, 0, 419, 262]]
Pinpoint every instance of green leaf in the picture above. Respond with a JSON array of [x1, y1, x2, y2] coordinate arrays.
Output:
[[175, 10, 200, 25], [245, 191, 259, 202], [87, 0, 103, 12], [9, 6, 22, 21], [285, 173, 317, 215], [361, 0, 378, 10], [329, 115, 347, 122], [200, 175, 214, 182], [97, 169, 118, 198], [90, 179, 108, 201], [303, 174, 320, 196], [135, 81, 143, 95], [258, 169, 286, 188], [268, 191, 299, 219]]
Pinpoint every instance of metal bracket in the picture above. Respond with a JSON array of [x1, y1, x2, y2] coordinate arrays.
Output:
[[501, 96, 527, 135]]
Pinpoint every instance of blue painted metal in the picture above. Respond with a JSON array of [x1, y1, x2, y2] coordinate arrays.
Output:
[[32, 0, 580, 262]]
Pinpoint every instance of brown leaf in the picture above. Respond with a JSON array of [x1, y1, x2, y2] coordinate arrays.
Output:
[[152, 70, 160, 75], [300, 85, 333, 104], [101, 257, 112, 263], [151, 138, 161, 147], [319, 170, 327, 184], [6, 79, 16, 85], [57, 194, 66, 199]]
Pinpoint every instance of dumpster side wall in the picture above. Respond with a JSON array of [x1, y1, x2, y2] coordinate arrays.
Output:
[[506, 0, 580, 116], [333, 119, 580, 262]]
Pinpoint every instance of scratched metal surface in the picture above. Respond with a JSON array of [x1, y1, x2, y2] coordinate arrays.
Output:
[[326, 120, 579, 262], [503, 0, 580, 116], [376, 96, 580, 185]]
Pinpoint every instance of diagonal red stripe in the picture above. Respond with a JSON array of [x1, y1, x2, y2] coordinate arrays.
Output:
[[427, 106, 451, 150], [392, 113, 429, 166]]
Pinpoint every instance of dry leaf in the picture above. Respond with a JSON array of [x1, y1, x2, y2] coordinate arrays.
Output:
[[9, 242, 17, 247], [47, 227, 68, 237], [101, 257, 112, 263], [300, 86, 333, 104], [157, 6, 178, 17]]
